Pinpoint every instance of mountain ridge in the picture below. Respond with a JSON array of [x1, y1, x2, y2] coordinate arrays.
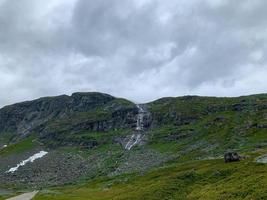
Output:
[[2, 92, 267, 109], [0, 92, 267, 199]]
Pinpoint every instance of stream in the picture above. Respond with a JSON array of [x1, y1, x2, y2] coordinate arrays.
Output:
[[125, 104, 147, 150]]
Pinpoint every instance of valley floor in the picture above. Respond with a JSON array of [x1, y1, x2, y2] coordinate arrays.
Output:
[[28, 149, 267, 200]]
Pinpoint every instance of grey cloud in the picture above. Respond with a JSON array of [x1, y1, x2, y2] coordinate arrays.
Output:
[[0, 0, 266, 107]]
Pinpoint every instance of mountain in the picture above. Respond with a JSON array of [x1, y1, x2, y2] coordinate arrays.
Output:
[[0, 92, 267, 199]]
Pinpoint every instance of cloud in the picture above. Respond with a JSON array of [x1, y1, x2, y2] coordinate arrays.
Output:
[[0, 0, 266, 107]]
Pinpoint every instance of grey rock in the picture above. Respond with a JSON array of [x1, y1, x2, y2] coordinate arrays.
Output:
[[0, 92, 137, 147], [256, 155, 267, 163], [224, 151, 241, 163]]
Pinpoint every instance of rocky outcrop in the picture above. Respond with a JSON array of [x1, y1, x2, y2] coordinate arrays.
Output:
[[256, 154, 267, 163], [123, 104, 151, 150], [0, 151, 94, 187], [0, 92, 137, 145], [224, 152, 241, 163]]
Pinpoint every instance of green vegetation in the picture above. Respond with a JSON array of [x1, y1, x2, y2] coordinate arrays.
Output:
[[33, 150, 267, 200], [0, 136, 38, 156], [1, 93, 267, 199], [40, 96, 136, 147], [44, 108, 111, 134], [0, 132, 14, 145], [147, 94, 267, 161]]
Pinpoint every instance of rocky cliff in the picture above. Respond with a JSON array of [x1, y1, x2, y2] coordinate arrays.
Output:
[[0, 92, 139, 147]]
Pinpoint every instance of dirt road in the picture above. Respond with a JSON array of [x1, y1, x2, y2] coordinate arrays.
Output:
[[6, 191, 38, 200]]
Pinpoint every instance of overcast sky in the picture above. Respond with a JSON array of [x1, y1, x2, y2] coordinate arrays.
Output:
[[0, 0, 267, 107]]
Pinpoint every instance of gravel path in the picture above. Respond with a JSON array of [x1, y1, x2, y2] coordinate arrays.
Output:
[[6, 191, 38, 200]]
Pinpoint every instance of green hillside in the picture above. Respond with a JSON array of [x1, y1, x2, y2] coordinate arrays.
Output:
[[0, 93, 267, 199], [34, 150, 267, 200]]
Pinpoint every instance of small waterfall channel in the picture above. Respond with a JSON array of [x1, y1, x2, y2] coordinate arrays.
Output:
[[125, 104, 146, 150]]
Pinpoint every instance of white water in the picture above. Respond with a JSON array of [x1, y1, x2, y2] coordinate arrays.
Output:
[[6, 151, 48, 173], [125, 104, 145, 150], [136, 104, 145, 131], [125, 134, 142, 150]]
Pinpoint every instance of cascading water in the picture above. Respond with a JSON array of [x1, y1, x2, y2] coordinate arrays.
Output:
[[136, 104, 145, 131], [125, 104, 146, 150], [125, 134, 142, 150]]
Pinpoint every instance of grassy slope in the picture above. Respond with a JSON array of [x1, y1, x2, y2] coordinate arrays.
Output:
[[0, 136, 38, 156], [32, 95, 267, 200], [1, 94, 267, 199], [33, 150, 267, 200], [147, 94, 267, 160]]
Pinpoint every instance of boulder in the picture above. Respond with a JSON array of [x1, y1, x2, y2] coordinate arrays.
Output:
[[224, 151, 240, 163]]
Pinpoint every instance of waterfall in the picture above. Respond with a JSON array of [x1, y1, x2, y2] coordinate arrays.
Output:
[[125, 134, 142, 150], [136, 104, 145, 131], [124, 104, 146, 150]]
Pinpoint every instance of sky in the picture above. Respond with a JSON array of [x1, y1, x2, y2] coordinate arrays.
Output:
[[0, 0, 267, 107]]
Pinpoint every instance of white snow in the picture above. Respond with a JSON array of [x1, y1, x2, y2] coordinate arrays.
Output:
[[6, 151, 48, 173]]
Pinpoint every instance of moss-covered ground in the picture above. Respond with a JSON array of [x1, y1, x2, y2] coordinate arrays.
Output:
[[32, 149, 267, 200]]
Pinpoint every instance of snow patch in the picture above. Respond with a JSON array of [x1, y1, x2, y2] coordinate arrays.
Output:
[[6, 151, 48, 173]]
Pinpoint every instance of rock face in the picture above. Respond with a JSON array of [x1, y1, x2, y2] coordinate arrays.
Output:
[[256, 155, 267, 163], [123, 104, 151, 150], [0, 92, 137, 145], [224, 152, 241, 163]]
